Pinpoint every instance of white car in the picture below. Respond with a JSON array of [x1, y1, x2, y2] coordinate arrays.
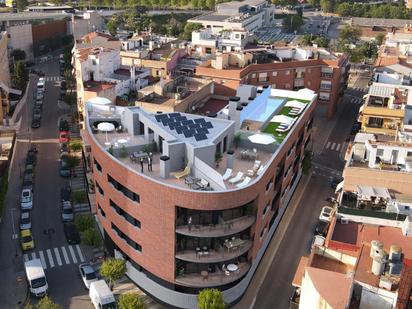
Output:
[[20, 211, 31, 230], [79, 263, 98, 289], [21, 188, 33, 210], [319, 206, 334, 222], [312, 235, 325, 248]]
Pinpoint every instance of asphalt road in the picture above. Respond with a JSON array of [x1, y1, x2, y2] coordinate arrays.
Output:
[[0, 59, 93, 309], [251, 98, 360, 309]]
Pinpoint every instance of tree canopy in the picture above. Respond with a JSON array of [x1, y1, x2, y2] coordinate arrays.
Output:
[[198, 289, 226, 309], [100, 258, 127, 287], [117, 293, 146, 309]]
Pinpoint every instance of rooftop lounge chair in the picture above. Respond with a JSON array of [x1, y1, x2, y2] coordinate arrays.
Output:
[[175, 166, 190, 179], [222, 168, 233, 181], [229, 172, 244, 184], [236, 177, 252, 188]]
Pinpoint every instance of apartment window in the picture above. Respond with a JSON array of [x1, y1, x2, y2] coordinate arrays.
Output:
[[96, 181, 104, 196], [94, 158, 102, 173], [259, 72, 268, 82], [320, 81, 332, 90], [294, 79, 304, 88], [266, 179, 273, 191], [108, 174, 140, 203], [205, 47, 212, 54], [263, 204, 270, 217], [111, 222, 142, 252], [260, 227, 267, 239], [110, 199, 141, 228], [235, 34, 240, 39], [376, 149, 384, 157], [319, 92, 330, 101], [272, 71, 278, 77], [285, 70, 290, 75], [368, 117, 384, 128], [287, 145, 294, 157], [252, 73, 256, 78]]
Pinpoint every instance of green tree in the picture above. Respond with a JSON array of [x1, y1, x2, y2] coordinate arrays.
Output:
[[336, 3, 351, 16], [307, 0, 319, 7], [83, 227, 102, 247], [66, 155, 80, 175], [117, 293, 146, 309], [100, 258, 127, 289], [192, 0, 199, 8], [205, 0, 215, 9], [11, 49, 26, 61], [320, 0, 333, 12], [51, 0, 64, 4], [91, 0, 102, 8], [35, 296, 62, 309], [14, 61, 28, 91], [339, 24, 361, 44], [313, 36, 330, 48], [375, 33, 385, 45], [16, 0, 28, 11], [298, 33, 312, 46], [69, 140, 83, 152], [198, 289, 226, 309], [181, 22, 203, 40], [104, 0, 113, 7], [107, 20, 118, 36]]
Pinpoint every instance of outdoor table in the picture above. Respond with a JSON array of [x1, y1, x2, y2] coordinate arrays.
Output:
[[227, 264, 238, 272]]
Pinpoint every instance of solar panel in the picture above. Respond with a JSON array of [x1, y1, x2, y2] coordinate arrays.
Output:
[[188, 123, 197, 129], [176, 127, 183, 134], [196, 127, 209, 134], [194, 118, 206, 124], [155, 114, 168, 122], [176, 116, 187, 122], [194, 133, 207, 141], [183, 130, 193, 138], [168, 123, 176, 129], [169, 112, 180, 118], [205, 122, 213, 129]]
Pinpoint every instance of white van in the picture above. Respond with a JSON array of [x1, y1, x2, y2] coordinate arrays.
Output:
[[37, 78, 45, 92], [25, 259, 48, 297], [89, 280, 116, 309]]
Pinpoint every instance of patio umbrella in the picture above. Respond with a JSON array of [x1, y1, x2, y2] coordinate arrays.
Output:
[[88, 97, 112, 105], [271, 114, 295, 125], [97, 122, 115, 145], [248, 133, 276, 145]]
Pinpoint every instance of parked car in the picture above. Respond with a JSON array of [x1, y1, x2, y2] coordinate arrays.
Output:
[[26, 150, 37, 166], [331, 177, 343, 189], [64, 223, 80, 245], [59, 89, 66, 100], [36, 91, 44, 101], [59, 131, 70, 144], [312, 235, 326, 247], [61, 186, 71, 202], [319, 206, 334, 222], [24, 164, 35, 177], [31, 119, 41, 129], [20, 211, 32, 230], [314, 220, 330, 237], [79, 263, 98, 289], [32, 108, 41, 120], [60, 143, 68, 153], [60, 80, 67, 90], [62, 201, 74, 222], [22, 178, 33, 191], [350, 121, 361, 135], [59, 153, 70, 177], [59, 120, 70, 132], [20, 229, 34, 250], [21, 188, 33, 210]]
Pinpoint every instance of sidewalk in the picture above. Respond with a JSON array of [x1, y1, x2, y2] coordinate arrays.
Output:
[[234, 172, 312, 309]]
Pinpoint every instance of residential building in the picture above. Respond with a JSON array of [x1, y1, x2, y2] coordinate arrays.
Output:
[[73, 47, 150, 121], [195, 47, 349, 117], [81, 85, 317, 308], [188, 0, 276, 35], [75, 31, 122, 50], [71, 11, 105, 40]]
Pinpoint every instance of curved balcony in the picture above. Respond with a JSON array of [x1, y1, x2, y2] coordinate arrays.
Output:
[[176, 240, 253, 263], [175, 262, 250, 288], [175, 215, 255, 238]]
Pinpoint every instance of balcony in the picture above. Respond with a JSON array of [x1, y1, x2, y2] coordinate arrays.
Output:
[[175, 262, 250, 287], [175, 240, 253, 263], [320, 72, 333, 79], [176, 215, 255, 238]]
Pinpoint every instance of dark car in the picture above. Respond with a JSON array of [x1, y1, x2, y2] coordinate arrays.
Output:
[[60, 142, 68, 153], [32, 108, 41, 120], [350, 121, 361, 135], [31, 119, 41, 129], [64, 223, 80, 245], [26, 150, 37, 166], [315, 220, 330, 237], [61, 186, 71, 203], [59, 152, 70, 177], [331, 176, 343, 189], [59, 120, 70, 132], [22, 179, 33, 191], [60, 80, 66, 90]]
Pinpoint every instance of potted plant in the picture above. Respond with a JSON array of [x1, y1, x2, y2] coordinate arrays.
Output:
[[120, 145, 128, 158], [108, 145, 114, 155]]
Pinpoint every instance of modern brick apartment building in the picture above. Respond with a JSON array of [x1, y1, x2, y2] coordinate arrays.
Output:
[[195, 47, 349, 117], [83, 86, 317, 308]]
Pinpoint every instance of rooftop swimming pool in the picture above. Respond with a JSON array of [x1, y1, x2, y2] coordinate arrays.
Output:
[[240, 93, 285, 124]]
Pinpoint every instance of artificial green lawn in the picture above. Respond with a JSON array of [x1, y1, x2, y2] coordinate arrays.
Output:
[[263, 122, 288, 143]]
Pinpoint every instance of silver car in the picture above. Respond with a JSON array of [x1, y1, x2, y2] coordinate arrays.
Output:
[[62, 201, 74, 222], [20, 211, 31, 230]]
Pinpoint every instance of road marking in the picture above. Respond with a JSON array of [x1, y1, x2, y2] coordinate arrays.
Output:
[[46, 249, 55, 268], [336, 144, 341, 151], [76, 245, 85, 262], [68, 245, 77, 263], [31, 252, 37, 260], [330, 142, 336, 150], [54, 248, 62, 266], [326, 141, 331, 149], [61, 246, 70, 265], [39, 251, 47, 269], [23, 254, 29, 262]]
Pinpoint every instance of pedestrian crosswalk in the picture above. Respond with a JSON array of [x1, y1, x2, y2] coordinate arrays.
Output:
[[351, 86, 368, 93], [23, 245, 85, 270], [350, 97, 363, 105], [44, 76, 61, 82], [325, 141, 343, 152]]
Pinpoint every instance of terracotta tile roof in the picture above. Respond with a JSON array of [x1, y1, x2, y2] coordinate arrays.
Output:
[[396, 265, 412, 309], [81, 31, 118, 42], [292, 256, 308, 287], [353, 244, 382, 287], [305, 267, 353, 308], [83, 81, 115, 93]]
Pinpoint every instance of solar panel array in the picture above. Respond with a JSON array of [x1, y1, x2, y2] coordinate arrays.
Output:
[[154, 113, 213, 141]]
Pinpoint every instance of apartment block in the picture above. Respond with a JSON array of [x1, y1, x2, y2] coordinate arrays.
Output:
[[188, 0, 275, 34], [82, 85, 317, 308], [195, 47, 349, 117]]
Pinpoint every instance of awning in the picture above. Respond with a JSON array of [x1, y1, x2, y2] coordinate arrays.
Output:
[[335, 180, 344, 194], [356, 185, 390, 199]]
